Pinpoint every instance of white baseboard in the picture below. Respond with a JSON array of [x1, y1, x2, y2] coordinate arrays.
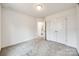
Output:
[[1, 36, 38, 48]]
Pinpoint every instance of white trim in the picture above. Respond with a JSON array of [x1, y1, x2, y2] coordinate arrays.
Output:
[[1, 36, 38, 48]]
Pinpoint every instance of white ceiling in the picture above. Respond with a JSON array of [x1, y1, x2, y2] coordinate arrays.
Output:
[[2, 3, 76, 18]]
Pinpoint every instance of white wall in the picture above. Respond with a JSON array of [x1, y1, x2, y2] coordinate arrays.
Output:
[[2, 8, 37, 48], [76, 4, 79, 52], [45, 7, 77, 48], [77, 4, 79, 53], [0, 4, 1, 50]]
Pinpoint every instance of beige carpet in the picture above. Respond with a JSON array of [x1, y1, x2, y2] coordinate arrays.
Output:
[[0, 37, 78, 56]]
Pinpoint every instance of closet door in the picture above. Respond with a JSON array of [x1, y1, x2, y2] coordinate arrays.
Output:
[[46, 17, 66, 44], [55, 17, 66, 44], [46, 18, 56, 41]]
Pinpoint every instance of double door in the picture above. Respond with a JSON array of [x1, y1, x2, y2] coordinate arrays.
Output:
[[46, 17, 66, 44], [46, 15, 77, 48]]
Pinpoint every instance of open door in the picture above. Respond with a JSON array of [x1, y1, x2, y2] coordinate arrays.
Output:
[[37, 21, 45, 38]]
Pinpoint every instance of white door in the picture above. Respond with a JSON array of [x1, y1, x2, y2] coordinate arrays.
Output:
[[46, 17, 66, 44], [46, 18, 57, 41], [55, 17, 66, 44]]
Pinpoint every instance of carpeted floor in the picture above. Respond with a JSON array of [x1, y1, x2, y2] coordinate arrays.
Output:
[[0, 37, 78, 56]]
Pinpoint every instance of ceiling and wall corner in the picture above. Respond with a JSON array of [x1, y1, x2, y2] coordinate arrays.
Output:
[[1, 3, 76, 18]]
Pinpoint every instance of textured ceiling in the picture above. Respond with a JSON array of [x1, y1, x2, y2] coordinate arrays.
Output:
[[2, 3, 76, 17]]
